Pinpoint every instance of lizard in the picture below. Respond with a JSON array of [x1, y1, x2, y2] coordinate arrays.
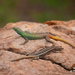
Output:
[[13, 27, 75, 48], [11, 45, 63, 61]]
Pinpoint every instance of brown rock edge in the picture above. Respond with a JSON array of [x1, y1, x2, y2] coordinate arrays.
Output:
[[0, 20, 75, 75]]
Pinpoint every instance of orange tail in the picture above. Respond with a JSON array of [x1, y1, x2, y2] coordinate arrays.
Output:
[[49, 35, 75, 48]]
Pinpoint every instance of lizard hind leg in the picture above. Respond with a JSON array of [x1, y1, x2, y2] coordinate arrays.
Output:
[[49, 32, 56, 36], [45, 36, 55, 47]]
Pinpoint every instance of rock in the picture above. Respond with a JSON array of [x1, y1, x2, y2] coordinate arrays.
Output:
[[0, 20, 75, 75]]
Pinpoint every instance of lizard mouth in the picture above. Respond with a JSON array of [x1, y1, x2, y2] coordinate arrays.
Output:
[[13, 27, 19, 31]]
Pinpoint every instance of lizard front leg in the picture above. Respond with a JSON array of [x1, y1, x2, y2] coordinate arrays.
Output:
[[20, 37, 29, 45]]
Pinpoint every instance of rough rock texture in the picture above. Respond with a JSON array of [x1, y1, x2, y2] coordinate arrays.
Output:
[[0, 20, 75, 75]]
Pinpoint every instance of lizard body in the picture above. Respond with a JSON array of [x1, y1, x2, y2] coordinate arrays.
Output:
[[13, 27, 54, 45]]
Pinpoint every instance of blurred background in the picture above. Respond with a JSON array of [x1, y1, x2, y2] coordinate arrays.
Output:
[[0, 0, 75, 28]]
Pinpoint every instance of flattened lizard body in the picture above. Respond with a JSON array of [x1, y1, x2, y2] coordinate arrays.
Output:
[[12, 45, 63, 61]]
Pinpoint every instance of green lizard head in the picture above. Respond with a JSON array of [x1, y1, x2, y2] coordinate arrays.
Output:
[[13, 27, 23, 36]]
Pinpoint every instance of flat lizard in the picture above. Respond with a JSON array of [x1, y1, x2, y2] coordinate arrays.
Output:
[[11, 45, 63, 61]]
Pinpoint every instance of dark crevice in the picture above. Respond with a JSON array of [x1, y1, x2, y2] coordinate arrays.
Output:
[[4, 48, 27, 55], [40, 57, 70, 71]]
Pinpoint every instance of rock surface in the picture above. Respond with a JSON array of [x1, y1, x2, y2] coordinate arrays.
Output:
[[0, 20, 75, 75]]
